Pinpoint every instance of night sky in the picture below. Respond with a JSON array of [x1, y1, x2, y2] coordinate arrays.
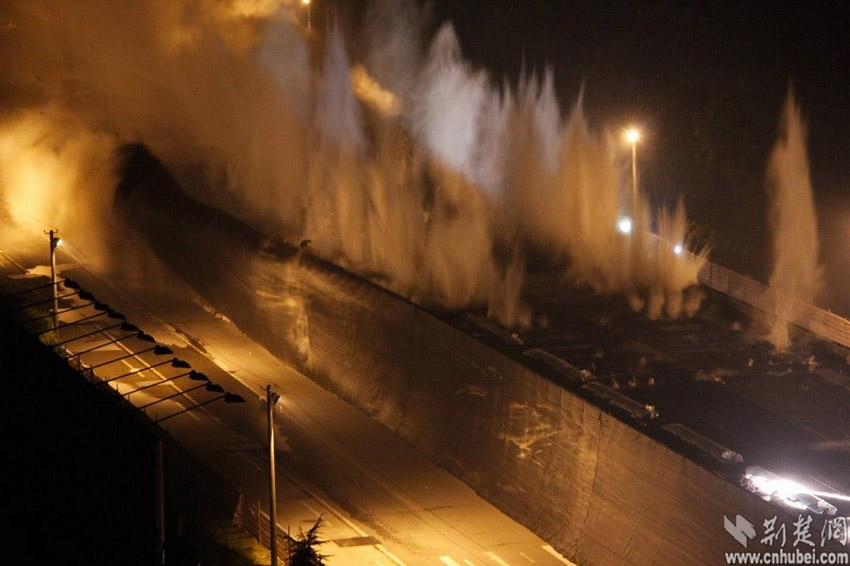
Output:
[[440, 1, 849, 273], [341, 0, 850, 305]]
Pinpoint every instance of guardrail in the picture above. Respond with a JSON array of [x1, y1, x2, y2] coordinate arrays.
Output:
[[698, 260, 850, 350], [232, 496, 296, 559]]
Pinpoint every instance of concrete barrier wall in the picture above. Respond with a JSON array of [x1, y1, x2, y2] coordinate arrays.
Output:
[[117, 147, 791, 566], [272, 256, 787, 566], [699, 259, 850, 349]]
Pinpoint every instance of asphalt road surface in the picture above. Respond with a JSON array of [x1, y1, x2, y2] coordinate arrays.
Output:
[[0, 222, 577, 566]]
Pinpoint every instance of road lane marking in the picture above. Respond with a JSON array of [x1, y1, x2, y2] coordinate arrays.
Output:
[[241, 452, 370, 539], [375, 544, 407, 566], [439, 557, 461, 566], [463, 559, 478, 566], [43, 240, 529, 566], [519, 551, 535, 562], [0, 248, 28, 272], [483, 552, 512, 566], [541, 545, 576, 565], [237, 443, 411, 566], [103, 336, 205, 423]]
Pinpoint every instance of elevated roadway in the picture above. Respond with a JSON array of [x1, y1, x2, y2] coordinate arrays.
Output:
[[105, 144, 850, 564], [6, 142, 847, 565]]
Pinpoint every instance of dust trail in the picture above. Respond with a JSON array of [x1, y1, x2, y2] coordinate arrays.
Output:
[[0, 0, 707, 329], [765, 87, 822, 350]]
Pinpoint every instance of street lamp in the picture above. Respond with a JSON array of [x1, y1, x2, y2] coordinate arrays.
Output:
[[149, 384, 245, 424], [267, 384, 281, 566], [64, 328, 155, 362], [302, 0, 311, 30], [47, 229, 62, 330], [137, 380, 225, 413], [624, 127, 641, 224]]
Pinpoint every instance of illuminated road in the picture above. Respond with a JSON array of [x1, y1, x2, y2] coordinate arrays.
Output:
[[0, 225, 576, 566]]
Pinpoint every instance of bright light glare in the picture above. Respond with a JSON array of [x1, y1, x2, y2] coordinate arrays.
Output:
[[743, 467, 839, 516], [617, 217, 632, 234], [673, 243, 683, 255], [54, 238, 63, 247], [302, 0, 310, 5], [625, 127, 640, 144]]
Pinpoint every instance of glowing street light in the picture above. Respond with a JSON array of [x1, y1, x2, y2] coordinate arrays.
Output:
[[624, 127, 641, 223], [302, 0, 311, 30]]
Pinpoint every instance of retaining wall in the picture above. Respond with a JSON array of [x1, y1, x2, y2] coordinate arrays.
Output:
[[117, 145, 791, 566]]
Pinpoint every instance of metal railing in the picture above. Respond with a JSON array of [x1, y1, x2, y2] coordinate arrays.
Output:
[[698, 260, 850, 350], [232, 496, 296, 562]]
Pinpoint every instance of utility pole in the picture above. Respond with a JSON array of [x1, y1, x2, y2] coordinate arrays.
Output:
[[155, 438, 166, 565], [47, 229, 61, 330], [267, 384, 280, 565]]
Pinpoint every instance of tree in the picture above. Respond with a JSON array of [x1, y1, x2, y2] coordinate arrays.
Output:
[[289, 516, 328, 566]]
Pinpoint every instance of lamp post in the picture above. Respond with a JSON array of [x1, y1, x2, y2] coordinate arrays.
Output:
[[625, 128, 641, 224], [302, 0, 311, 30], [47, 229, 62, 330], [267, 384, 281, 565]]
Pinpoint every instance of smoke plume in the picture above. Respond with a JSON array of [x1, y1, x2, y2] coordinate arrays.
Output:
[[0, 0, 706, 327], [765, 87, 823, 349]]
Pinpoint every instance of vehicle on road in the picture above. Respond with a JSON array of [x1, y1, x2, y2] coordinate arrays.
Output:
[[742, 466, 838, 516]]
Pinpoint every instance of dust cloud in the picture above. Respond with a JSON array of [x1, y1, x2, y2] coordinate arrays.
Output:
[[0, 0, 707, 326]]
